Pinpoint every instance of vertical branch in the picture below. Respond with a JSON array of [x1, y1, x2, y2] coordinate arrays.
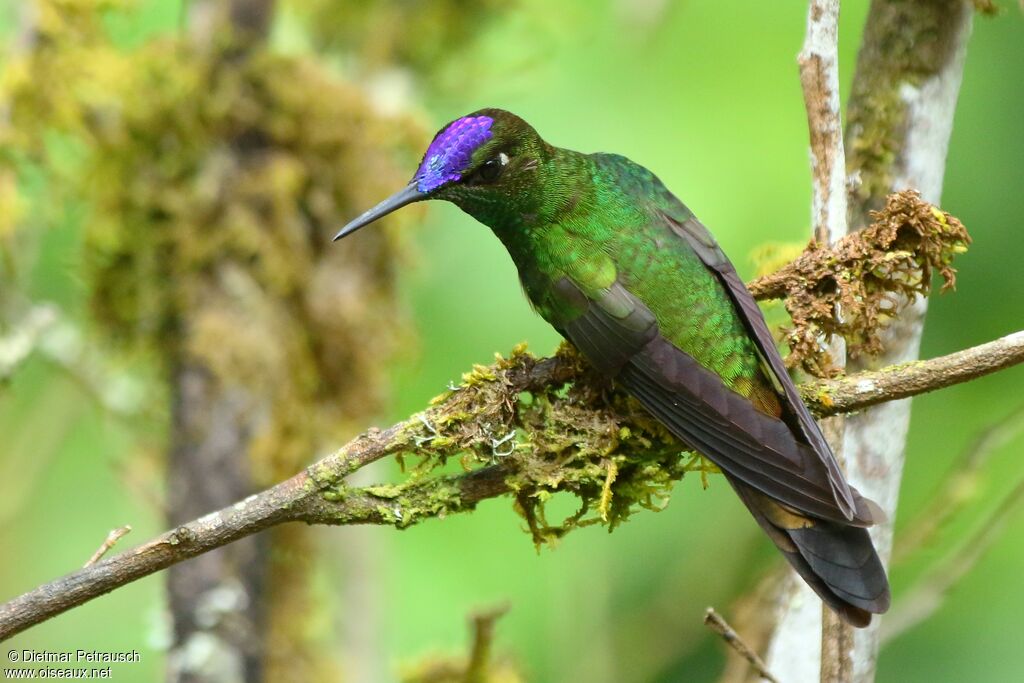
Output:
[[800, 0, 849, 248], [841, 2, 972, 682], [879, 478, 1024, 644], [767, 2, 853, 681], [167, 1, 408, 680]]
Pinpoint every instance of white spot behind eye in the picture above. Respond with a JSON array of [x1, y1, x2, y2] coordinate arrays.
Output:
[[498, 152, 509, 166]]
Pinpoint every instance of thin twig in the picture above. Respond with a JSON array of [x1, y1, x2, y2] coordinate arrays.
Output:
[[464, 603, 511, 683], [83, 526, 133, 568], [797, 3, 855, 680], [881, 477, 1024, 644], [895, 404, 1024, 562], [704, 608, 780, 683]]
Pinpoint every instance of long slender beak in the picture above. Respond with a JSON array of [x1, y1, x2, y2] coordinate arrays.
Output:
[[333, 182, 423, 241]]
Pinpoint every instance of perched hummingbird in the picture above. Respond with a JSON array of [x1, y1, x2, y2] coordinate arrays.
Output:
[[335, 109, 890, 626]]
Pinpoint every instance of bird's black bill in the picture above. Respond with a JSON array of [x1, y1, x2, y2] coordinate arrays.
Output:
[[333, 182, 423, 241]]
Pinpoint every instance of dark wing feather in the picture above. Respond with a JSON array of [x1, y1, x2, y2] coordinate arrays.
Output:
[[727, 475, 890, 624], [663, 212, 858, 519], [556, 277, 659, 375], [555, 277, 875, 525]]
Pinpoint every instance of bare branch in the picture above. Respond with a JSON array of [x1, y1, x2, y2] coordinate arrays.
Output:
[[820, 610, 855, 683], [881, 478, 1024, 644], [802, 331, 1024, 416], [704, 608, 780, 683], [895, 404, 1024, 561], [799, 0, 848, 247], [797, 3, 855, 679]]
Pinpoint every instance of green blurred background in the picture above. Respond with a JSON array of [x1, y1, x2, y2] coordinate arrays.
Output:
[[1, 1, 1022, 681]]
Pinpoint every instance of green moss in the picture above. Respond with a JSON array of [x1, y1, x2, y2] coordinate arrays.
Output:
[[1, 0, 439, 485], [846, 86, 907, 215], [363, 483, 404, 499], [846, 0, 971, 223], [319, 344, 691, 545], [285, 0, 506, 77], [321, 488, 345, 503]]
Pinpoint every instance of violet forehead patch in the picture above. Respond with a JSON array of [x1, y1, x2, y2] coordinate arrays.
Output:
[[415, 115, 494, 192]]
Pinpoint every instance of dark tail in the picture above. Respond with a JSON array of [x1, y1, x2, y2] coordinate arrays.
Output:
[[727, 475, 891, 627]]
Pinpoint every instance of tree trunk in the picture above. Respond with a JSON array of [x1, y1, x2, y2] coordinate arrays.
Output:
[[166, 1, 402, 681], [166, 4, 279, 681]]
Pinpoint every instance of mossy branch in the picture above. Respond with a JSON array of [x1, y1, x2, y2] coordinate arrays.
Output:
[[0, 194, 1008, 642], [2, 328, 1022, 641]]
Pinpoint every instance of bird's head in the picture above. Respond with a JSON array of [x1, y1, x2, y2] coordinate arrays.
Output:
[[333, 108, 550, 240]]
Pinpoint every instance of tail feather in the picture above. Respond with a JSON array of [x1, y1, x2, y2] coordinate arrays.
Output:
[[727, 475, 891, 627]]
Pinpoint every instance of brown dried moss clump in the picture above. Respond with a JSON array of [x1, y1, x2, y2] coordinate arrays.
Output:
[[749, 190, 971, 377]]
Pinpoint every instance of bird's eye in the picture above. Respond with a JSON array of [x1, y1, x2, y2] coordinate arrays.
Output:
[[474, 152, 509, 183]]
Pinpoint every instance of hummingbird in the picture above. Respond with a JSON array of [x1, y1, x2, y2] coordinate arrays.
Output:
[[335, 109, 890, 626]]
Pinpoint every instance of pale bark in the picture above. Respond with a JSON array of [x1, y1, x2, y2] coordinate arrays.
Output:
[[768, 3, 854, 680], [845, 3, 972, 681], [763, 2, 975, 682]]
